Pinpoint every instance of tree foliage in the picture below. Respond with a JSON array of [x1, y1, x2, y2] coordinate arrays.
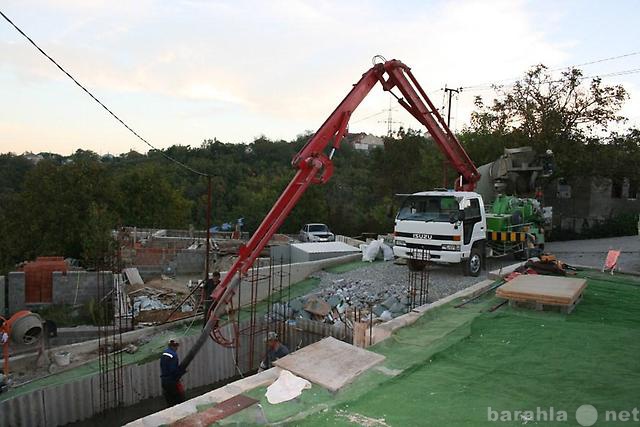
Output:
[[464, 64, 631, 178], [1, 63, 637, 272], [471, 65, 627, 142]]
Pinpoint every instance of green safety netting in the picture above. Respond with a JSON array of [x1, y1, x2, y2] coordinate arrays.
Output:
[[222, 271, 640, 426]]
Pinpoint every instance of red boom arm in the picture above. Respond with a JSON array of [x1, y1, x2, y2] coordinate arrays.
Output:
[[179, 59, 480, 371]]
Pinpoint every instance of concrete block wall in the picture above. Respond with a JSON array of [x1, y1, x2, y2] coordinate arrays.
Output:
[[176, 250, 205, 274], [135, 266, 163, 281], [52, 271, 111, 306], [7, 272, 25, 314], [270, 245, 291, 264]]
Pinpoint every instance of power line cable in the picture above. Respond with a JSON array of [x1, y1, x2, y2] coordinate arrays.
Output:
[[0, 9, 209, 177], [351, 109, 389, 124], [461, 50, 640, 90], [550, 50, 640, 72]]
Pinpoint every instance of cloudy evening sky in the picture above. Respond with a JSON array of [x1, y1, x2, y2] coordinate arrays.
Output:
[[1, 0, 640, 155]]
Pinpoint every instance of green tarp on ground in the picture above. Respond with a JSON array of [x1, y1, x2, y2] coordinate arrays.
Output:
[[223, 271, 640, 426]]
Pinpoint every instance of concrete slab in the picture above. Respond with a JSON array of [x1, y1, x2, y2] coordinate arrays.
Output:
[[273, 337, 384, 392], [291, 242, 359, 253], [291, 242, 360, 263]]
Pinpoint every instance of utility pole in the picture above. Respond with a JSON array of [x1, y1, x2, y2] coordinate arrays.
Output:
[[442, 86, 461, 188]]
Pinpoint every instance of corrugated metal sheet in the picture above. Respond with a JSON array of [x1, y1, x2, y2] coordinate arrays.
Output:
[[0, 389, 46, 427], [0, 317, 353, 426], [128, 361, 162, 402], [43, 375, 95, 426]]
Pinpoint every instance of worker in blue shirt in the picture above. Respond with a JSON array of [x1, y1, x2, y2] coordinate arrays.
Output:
[[259, 331, 289, 371], [160, 339, 186, 406]]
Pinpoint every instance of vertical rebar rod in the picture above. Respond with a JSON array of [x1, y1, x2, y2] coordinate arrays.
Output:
[[205, 176, 212, 281], [368, 302, 373, 347]]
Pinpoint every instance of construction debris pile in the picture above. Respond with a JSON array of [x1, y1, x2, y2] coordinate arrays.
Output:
[[129, 287, 193, 317], [122, 268, 199, 324]]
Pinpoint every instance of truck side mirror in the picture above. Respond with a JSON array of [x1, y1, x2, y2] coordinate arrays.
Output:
[[449, 210, 465, 223]]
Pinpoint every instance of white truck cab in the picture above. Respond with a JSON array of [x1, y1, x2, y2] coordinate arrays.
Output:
[[393, 191, 486, 276]]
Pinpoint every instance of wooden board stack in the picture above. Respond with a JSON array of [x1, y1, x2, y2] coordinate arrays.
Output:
[[496, 275, 587, 314]]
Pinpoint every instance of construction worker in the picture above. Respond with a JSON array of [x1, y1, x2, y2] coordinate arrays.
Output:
[[203, 271, 221, 324], [259, 331, 289, 371], [160, 339, 186, 406]]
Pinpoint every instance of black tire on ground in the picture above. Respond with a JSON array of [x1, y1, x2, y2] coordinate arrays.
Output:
[[464, 247, 483, 277], [407, 258, 428, 271]]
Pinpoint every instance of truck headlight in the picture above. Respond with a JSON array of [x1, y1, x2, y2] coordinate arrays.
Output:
[[395, 240, 406, 247], [441, 244, 460, 251]]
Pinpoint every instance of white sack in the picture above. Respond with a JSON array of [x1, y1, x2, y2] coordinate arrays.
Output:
[[266, 369, 312, 404]]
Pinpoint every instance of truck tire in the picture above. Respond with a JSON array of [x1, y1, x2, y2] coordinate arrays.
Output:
[[407, 259, 427, 271], [464, 247, 482, 277]]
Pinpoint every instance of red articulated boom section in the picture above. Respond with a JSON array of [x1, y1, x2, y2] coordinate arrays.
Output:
[[179, 59, 480, 372]]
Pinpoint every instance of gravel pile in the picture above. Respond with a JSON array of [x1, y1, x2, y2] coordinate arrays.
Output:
[[268, 260, 496, 324], [311, 261, 487, 304]]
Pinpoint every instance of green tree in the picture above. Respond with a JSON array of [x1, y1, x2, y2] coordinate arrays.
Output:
[[115, 164, 192, 228], [466, 64, 629, 177], [80, 202, 117, 268]]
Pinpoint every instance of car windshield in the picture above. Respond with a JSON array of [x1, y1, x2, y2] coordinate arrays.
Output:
[[308, 224, 329, 232], [397, 196, 459, 222]]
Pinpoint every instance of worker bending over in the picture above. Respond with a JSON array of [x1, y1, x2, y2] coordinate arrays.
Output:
[[259, 331, 289, 371]]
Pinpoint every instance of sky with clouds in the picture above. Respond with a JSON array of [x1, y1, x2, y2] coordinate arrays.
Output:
[[1, 0, 640, 155]]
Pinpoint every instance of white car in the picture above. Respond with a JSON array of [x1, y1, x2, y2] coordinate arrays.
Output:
[[299, 223, 335, 242]]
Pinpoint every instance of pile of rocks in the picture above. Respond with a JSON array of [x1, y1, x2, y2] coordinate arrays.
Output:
[[266, 274, 424, 325]]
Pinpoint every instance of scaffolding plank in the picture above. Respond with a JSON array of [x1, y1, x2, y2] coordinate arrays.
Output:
[[170, 394, 258, 426]]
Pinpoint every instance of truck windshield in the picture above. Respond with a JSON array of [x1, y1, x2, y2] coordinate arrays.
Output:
[[397, 196, 458, 221]]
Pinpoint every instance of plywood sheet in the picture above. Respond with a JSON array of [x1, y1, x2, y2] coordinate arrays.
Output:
[[273, 337, 385, 392], [496, 275, 586, 305]]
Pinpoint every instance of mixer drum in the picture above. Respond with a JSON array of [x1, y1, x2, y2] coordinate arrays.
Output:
[[9, 312, 43, 345]]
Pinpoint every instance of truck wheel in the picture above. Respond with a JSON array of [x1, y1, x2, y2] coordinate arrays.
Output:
[[407, 259, 427, 272], [464, 247, 482, 277]]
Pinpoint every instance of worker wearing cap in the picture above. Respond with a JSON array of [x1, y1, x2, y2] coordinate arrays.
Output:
[[259, 331, 289, 371], [160, 339, 186, 406], [203, 271, 221, 324]]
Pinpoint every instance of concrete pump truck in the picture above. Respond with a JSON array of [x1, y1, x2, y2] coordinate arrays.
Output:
[[179, 57, 553, 371]]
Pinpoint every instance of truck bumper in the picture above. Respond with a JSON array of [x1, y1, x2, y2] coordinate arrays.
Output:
[[393, 246, 465, 264]]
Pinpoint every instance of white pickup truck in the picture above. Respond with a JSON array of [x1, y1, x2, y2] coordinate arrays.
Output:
[[393, 191, 486, 276]]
